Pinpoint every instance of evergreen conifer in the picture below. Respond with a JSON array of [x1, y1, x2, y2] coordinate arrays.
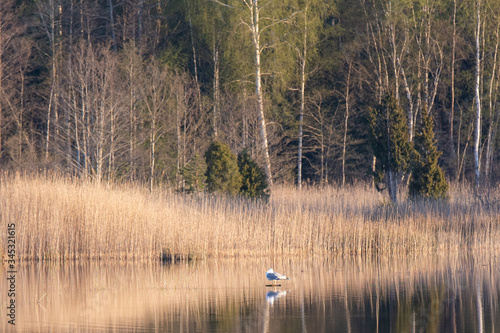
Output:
[[409, 110, 449, 199], [369, 93, 412, 202], [238, 149, 268, 198], [182, 152, 207, 192], [204, 142, 242, 195]]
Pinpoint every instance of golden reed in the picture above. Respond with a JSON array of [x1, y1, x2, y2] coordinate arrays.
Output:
[[1, 173, 499, 261]]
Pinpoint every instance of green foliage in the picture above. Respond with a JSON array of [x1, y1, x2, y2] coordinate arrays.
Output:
[[182, 152, 207, 192], [409, 110, 449, 199], [204, 141, 242, 195], [238, 149, 268, 198], [369, 93, 413, 185]]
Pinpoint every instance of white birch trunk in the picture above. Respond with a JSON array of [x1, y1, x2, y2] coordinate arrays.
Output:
[[129, 62, 136, 181], [451, 0, 457, 175], [342, 62, 352, 187], [150, 116, 156, 192], [213, 43, 220, 138], [297, 3, 308, 189], [176, 93, 182, 190], [474, 0, 482, 186], [251, 0, 273, 188]]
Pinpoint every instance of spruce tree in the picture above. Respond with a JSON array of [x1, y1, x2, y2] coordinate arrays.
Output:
[[182, 152, 207, 192], [369, 93, 412, 203], [204, 141, 242, 195], [238, 149, 268, 198], [409, 110, 449, 199]]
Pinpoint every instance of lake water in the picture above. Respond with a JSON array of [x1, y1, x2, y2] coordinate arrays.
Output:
[[2, 255, 499, 332]]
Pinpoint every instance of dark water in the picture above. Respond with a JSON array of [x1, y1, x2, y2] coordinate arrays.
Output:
[[1, 255, 499, 332]]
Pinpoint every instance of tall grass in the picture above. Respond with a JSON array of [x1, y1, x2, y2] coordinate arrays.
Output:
[[1, 173, 499, 261]]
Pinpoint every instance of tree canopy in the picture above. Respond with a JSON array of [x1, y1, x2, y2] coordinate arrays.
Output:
[[1, 0, 500, 193]]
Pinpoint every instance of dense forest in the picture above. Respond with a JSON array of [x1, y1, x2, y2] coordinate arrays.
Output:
[[1, 0, 499, 190]]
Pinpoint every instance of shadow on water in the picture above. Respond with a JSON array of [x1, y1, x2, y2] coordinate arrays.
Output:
[[1, 254, 500, 332]]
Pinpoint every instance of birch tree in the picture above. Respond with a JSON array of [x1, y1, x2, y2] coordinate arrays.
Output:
[[474, 0, 482, 186], [304, 92, 336, 184], [37, 0, 64, 165], [171, 71, 199, 190], [141, 59, 170, 191], [482, 0, 500, 183], [342, 61, 353, 187], [212, 0, 299, 189], [290, 0, 324, 189], [61, 42, 127, 182], [120, 42, 144, 181]]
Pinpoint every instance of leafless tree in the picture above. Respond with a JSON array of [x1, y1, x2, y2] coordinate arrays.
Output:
[[141, 58, 170, 191], [61, 42, 128, 182]]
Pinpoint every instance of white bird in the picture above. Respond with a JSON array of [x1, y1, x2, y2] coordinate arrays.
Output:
[[266, 268, 290, 281]]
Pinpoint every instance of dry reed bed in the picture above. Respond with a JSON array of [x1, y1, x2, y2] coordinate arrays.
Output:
[[0, 174, 499, 261]]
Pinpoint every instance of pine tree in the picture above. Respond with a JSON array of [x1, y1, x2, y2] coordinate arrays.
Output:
[[409, 110, 449, 199], [182, 152, 207, 192], [238, 149, 268, 198], [204, 141, 242, 195], [369, 93, 412, 203]]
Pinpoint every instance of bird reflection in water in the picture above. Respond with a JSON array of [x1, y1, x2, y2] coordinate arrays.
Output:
[[262, 290, 288, 333], [266, 290, 287, 306]]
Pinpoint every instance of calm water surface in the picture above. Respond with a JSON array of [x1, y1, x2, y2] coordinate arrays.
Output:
[[1, 255, 499, 332]]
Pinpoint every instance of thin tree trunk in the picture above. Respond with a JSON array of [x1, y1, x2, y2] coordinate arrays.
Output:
[[186, 0, 203, 145], [72, 73, 81, 173], [458, 112, 475, 181], [400, 63, 413, 141], [474, 0, 482, 186], [129, 60, 136, 181], [423, 4, 430, 111], [44, 0, 58, 165], [251, 0, 273, 188], [97, 100, 104, 184], [485, 24, 499, 181], [451, 0, 457, 175], [320, 136, 324, 184], [109, 104, 115, 182], [389, 20, 399, 103], [386, 99, 397, 203], [342, 62, 352, 187], [137, 0, 144, 46], [242, 86, 247, 147], [363, 4, 384, 189], [18, 66, 25, 161], [150, 121, 156, 192], [388, 170, 398, 203], [298, 2, 309, 189], [213, 41, 220, 138], [176, 92, 182, 190], [69, 0, 73, 51], [108, 0, 117, 50], [46, 85, 54, 164]]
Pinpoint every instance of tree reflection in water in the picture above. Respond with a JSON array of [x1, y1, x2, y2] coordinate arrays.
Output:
[[3, 255, 499, 332]]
